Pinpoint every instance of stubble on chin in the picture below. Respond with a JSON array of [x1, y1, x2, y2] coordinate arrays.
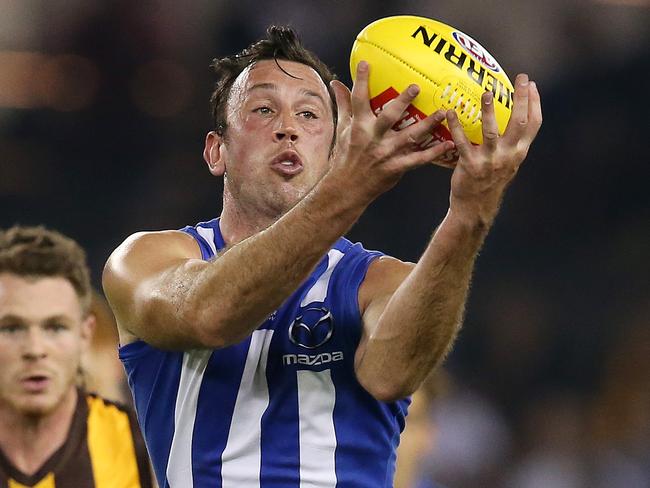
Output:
[[2, 392, 58, 418]]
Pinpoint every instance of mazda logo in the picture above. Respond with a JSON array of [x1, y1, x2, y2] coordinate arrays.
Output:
[[288, 306, 334, 349]]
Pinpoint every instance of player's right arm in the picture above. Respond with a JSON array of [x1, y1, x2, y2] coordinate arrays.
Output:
[[102, 188, 365, 350], [103, 172, 372, 350]]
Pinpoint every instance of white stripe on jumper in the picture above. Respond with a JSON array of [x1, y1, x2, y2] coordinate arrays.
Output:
[[196, 226, 218, 257], [301, 249, 344, 306], [166, 349, 212, 487], [221, 329, 274, 488], [297, 369, 337, 488]]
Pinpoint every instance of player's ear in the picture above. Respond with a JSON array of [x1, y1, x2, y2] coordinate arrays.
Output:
[[203, 130, 226, 177], [80, 313, 96, 351]]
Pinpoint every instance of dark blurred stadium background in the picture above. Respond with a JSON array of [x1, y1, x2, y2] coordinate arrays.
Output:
[[1, 0, 648, 486]]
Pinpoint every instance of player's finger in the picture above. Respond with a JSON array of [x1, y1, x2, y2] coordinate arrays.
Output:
[[374, 84, 420, 136], [522, 81, 543, 145], [330, 80, 352, 143], [397, 109, 446, 148], [480, 91, 499, 153], [399, 140, 456, 171], [350, 61, 373, 118], [503, 73, 529, 145], [446, 110, 472, 160], [431, 158, 458, 170]]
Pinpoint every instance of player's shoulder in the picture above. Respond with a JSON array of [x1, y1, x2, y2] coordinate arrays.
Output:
[[103, 229, 201, 288], [81, 391, 153, 485], [359, 255, 414, 311], [110, 229, 199, 262], [365, 255, 414, 283], [84, 391, 136, 419], [83, 391, 143, 439]]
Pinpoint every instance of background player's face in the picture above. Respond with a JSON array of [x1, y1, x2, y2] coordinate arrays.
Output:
[[215, 59, 335, 217], [0, 273, 92, 417]]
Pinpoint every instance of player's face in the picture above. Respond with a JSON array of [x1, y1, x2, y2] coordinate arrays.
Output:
[[0, 274, 92, 417], [213, 59, 336, 217]]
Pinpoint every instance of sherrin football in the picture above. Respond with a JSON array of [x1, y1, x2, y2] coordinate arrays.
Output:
[[350, 16, 514, 163]]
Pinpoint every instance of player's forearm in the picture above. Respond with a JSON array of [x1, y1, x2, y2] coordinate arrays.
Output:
[[176, 171, 369, 348], [356, 209, 488, 401]]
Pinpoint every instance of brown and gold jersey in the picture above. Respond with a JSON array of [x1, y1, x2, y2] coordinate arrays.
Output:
[[0, 391, 152, 488]]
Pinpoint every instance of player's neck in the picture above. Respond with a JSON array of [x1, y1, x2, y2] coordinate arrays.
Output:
[[0, 387, 78, 476], [219, 192, 283, 246]]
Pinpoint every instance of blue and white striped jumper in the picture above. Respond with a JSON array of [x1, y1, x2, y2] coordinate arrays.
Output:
[[119, 218, 410, 488]]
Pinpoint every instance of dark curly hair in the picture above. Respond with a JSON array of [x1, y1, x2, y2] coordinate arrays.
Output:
[[209, 26, 338, 137], [0, 225, 92, 314]]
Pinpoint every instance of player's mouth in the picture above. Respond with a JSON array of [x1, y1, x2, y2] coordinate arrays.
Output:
[[20, 375, 51, 393], [270, 151, 304, 176]]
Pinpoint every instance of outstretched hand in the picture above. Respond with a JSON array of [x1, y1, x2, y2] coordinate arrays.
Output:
[[327, 62, 541, 224], [447, 73, 543, 225], [328, 61, 455, 201]]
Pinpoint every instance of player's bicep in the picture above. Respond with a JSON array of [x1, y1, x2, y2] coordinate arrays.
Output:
[[354, 257, 414, 369], [102, 230, 206, 348]]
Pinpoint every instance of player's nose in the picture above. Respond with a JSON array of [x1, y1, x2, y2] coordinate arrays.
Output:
[[273, 112, 299, 143], [22, 327, 48, 360]]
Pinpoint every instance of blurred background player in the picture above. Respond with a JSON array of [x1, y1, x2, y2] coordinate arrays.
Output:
[[82, 291, 131, 405], [0, 226, 152, 488], [394, 371, 450, 488]]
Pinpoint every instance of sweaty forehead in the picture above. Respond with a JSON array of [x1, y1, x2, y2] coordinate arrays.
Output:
[[229, 59, 330, 107]]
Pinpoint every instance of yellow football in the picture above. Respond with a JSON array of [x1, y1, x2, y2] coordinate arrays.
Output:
[[350, 15, 514, 163]]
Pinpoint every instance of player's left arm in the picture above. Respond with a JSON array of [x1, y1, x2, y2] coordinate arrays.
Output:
[[354, 74, 542, 402], [354, 224, 479, 403]]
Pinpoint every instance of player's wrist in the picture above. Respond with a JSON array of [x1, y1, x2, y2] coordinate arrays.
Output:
[[316, 167, 375, 212], [446, 201, 498, 237]]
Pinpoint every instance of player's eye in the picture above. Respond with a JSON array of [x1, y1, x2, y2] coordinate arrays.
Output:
[[0, 323, 23, 334], [45, 323, 68, 333], [298, 111, 318, 120], [253, 106, 274, 115]]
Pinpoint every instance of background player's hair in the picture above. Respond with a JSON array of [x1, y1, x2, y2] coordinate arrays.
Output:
[[0, 225, 92, 314], [209, 25, 338, 137]]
